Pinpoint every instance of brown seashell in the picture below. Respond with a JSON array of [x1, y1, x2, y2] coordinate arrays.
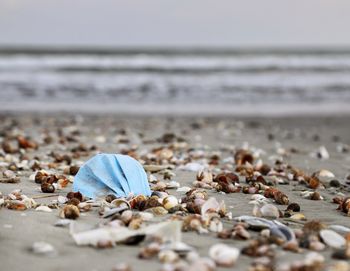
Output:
[[273, 191, 289, 205], [105, 194, 117, 203], [67, 198, 80, 206], [129, 195, 147, 210], [41, 182, 55, 193], [217, 229, 233, 239], [308, 177, 320, 189], [17, 135, 38, 149], [60, 204, 80, 219], [66, 191, 83, 202], [234, 149, 254, 166], [7, 201, 27, 211], [138, 242, 160, 259], [35, 171, 48, 184], [69, 165, 80, 175], [286, 203, 301, 212], [128, 218, 143, 230], [2, 141, 17, 153], [341, 197, 350, 215]]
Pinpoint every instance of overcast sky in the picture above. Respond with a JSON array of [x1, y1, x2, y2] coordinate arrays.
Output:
[[1, 0, 350, 48]]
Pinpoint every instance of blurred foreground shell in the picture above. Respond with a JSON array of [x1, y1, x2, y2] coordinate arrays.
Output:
[[319, 229, 346, 249], [209, 244, 240, 267]]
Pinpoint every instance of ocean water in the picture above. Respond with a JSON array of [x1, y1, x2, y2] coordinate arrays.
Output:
[[1, 49, 350, 115]]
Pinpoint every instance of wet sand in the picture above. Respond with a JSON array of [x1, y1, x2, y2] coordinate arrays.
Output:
[[1, 113, 350, 271]]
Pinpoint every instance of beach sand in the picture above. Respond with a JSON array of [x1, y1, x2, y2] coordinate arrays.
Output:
[[1, 113, 350, 271]]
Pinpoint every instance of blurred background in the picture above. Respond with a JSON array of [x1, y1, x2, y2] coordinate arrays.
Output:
[[1, 0, 350, 115]]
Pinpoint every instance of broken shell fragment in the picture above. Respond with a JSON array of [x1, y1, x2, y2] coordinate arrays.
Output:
[[209, 244, 240, 267], [35, 206, 53, 213], [31, 241, 56, 255]]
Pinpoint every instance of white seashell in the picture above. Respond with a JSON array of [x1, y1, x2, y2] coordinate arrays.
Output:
[[31, 242, 56, 255], [166, 181, 180, 189], [260, 204, 280, 219], [317, 169, 335, 178], [319, 229, 346, 249], [177, 186, 192, 193], [163, 195, 178, 210], [35, 206, 52, 213], [209, 244, 240, 267], [148, 174, 158, 183], [179, 162, 205, 172], [304, 252, 325, 266], [71, 221, 182, 247], [201, 197, 221, 216], [250, 194, 269, 203], [57, 195, 68, 204], [158, 249, 179, 263], [329, 225, 350, 235], [208, 218, 223, 233]]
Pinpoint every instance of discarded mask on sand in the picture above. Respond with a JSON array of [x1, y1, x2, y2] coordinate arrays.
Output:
[[73, 153, 151, 199]]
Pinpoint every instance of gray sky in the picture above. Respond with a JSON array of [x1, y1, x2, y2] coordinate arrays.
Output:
[[1, 0, 350, 48]]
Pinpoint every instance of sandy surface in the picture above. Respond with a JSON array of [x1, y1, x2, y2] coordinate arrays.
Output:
[[1, 114, 350, 271]]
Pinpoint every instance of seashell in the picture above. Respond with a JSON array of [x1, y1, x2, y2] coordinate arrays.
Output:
[[182, 215, 207, 234], [111, 198, 131, 209], [57, 195, 68, 204], [232, 225, 251, 240], [152, 181, 167, 191], [328, 261, 350, 271], [234, 216, 271, 230], [102, 206, 129, 218], [309, 241, 326, 251], [31, 241, 56, 255], [308, 177, 320, 189], [289, 213, 306, 221], [147, 206, 168, 216], [201, 197, 222, 216], [283, 240, 300, 252], [329, 225, 350, 235], [286, 203, 300, 212], [120, 210, 133, 225], [270, 220, 295, 242], [158, 249, 179, 263], [179, 162, 205, 172], [35, 206, 52, 213], [41, 182, 55, 193], [196, 170, 213, 183], [209, 244, 240, 267], [143, 164, 174, 173], [208, 216, 223, 233], [317, 169, 335, 178], [128, 218, 143, 230], [316, 146, 330, 160], [72, 220, 182, 247], [273, 191, 289, 205], [135, 212, 154, 221], [6, 201, 27, 211], [54, 219, 72, 227], [319, 229, 346, 249], [163, 195, 179, 210], [260, 204, 280, 219], [166, 181, 180, 189], [138, 242, 161, 259], [177, 186, 192, 193], [234, 149, 254, 166], [59, 204, 80, 219], [251, 194, 269, 204], [111, 263, 132, 271]]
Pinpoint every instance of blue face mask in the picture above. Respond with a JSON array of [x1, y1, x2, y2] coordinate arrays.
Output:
[[72, 153, 151, 199]]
